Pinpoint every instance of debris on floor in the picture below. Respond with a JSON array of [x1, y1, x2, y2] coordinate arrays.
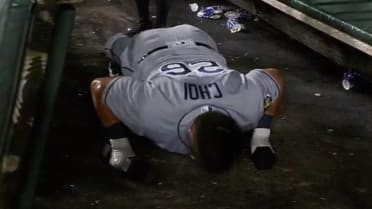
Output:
[[188, 3, 255, 33]]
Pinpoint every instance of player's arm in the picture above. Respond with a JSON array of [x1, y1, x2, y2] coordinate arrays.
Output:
[[262, 68, 285, 116], [90, 76, 148, 179], [251, 68, 285, 170], [91, 77, 121, 127]]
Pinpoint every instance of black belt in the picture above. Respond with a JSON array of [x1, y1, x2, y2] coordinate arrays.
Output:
[[137, 42, 213, 64]]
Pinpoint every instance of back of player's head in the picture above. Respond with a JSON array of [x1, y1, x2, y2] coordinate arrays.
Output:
[[192, 111, 243, 173]]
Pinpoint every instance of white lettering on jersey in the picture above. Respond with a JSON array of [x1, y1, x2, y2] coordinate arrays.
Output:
[[160, 61, 225, 77], [184, 82, 223, 100]]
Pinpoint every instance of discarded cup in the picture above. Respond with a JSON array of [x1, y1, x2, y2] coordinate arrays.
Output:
[[197, 6, 224, 19], [224, 9, 253, 33], [224, 10, 241, 19], [225, 9, 253, 20], [226, 18, 245, 33], [342, 71, 355, 90], [189, 3, 199, 12], [342, 70, 358, 90]]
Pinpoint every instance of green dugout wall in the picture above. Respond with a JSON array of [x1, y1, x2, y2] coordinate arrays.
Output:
[[0, 1, 75, 209], [230, 0, 372, 78], [280, 0, 372, 45]]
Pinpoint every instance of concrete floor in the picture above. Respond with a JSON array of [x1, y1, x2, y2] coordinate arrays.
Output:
[[32, 0, 372, 209]]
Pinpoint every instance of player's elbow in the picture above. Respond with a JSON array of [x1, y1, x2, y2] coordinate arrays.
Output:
[[90, 77, 115, 103], [264, 68, 285, 91], [90, 78, 104, 97]]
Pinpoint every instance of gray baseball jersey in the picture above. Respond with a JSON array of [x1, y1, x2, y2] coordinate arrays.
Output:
[[104, 24, 280, 154]]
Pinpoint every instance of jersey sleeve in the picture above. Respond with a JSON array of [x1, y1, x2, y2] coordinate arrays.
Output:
[[103, 76, 147, 135], [244, 69, 280, 101]]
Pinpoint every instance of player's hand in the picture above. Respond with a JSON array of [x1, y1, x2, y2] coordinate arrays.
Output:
[[251, 146, 276, 170]]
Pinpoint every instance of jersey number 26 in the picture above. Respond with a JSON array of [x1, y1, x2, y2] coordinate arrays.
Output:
[[160, 61, 225, 77]]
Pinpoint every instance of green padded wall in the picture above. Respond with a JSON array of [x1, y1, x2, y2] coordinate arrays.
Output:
[[280, 0, 372, 45], [0, 0, 33, 169]]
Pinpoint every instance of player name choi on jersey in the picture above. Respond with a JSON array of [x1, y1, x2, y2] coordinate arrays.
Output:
[[184, 82, 223, 100]]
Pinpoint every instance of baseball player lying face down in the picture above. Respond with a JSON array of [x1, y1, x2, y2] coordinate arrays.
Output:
[[90, 24, 285, 175]]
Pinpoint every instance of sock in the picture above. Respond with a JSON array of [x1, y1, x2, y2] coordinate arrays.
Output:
[[257, 114, 273, 129], [104, 123, 132, 140]]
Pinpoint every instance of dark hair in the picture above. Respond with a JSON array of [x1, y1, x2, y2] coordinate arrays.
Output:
[[192, 111, 243, 173]]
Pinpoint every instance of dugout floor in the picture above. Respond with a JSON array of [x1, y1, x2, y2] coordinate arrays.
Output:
[[32, 0, 372, 208]]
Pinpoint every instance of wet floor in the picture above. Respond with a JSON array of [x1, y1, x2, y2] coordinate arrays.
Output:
[[32, 0, 372, 209]]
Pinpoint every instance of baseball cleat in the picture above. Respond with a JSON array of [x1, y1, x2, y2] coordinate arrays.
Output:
[[251, 146, 277, 170]]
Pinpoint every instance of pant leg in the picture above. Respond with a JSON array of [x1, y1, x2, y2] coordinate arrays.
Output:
[[104, 33, 134, 76], [135, 0, 151, 27], [154, 0, 168, 27]]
